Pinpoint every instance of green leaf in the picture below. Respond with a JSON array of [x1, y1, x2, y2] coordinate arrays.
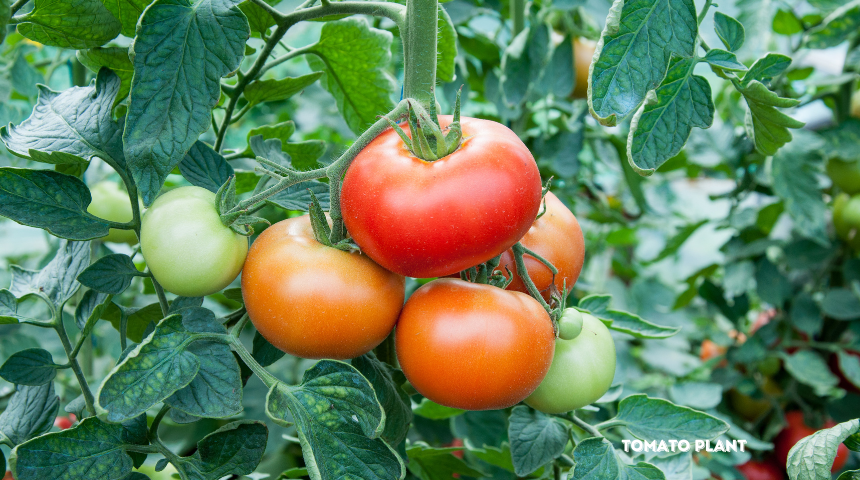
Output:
[[743, 53, 792, 86], [508, 406, 568, 476], [183, 421, 267, 480], [252, 331, 285, 367], [10, 240, 90, 307], [352, 353, 412, 451], [804, 0, 860, 49], [406, 442, 486, 480], [0, 69, 126, 172], [714, 12, 745, 51], [787, 419, 860, 480], [789, 293, 823, 336], [179, 141, 234, 193], [645, 219, 709, 263], [0, 289, 30, 324], [102, 302, 164, 343], [0, 382, 59, 445], [10, 417, 134, 480], [76, 47, 133, 108], [500, 22, 550, 106], [755, 258, 791, 306], [244, 72, 323, 106], [97, 314, 211, 423], [703, 49, 748, 72], [266, 181, 330, 212], [589, 0, 698, 125], [0, 348, 61, 386], [740, 80, 804, 157], [307, 17, 397, 134], [782, 350, 840, 397], [412, 398, 465, 420], [668, 382, 722, 410], [164, 308, 243, 419], [16, 0, 120, 48], [627, 55, 713, 175], [570, 437, 665, 480], [437, 5, 457, 83], [123, 0, 250, 205], [0, 0, 10, 45], [27, 150, 90, 166], [772, 9, 803, 35], [821, 119, 860, 163], [468, 444, 515, 473], [613, 394, 729, 443], [649, 453, 692, 480], [836, 350, 860, 389], [771, 133, 827, 242], [537, 34, 574, 97], [77, 254, 145, 295], [101, 0, 150, 37], [238, 0, 282, 35], [823, 288, 860, 320], [265, 360, 404, 480], [283, 140, 326, 170], [75, 290, 112, 339], [577, 295, 680, 339]]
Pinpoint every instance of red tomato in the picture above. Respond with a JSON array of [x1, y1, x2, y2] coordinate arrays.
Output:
[[496, 192, 584, 300], [774, 412, 849, 472], [395, 279, 555, 410], [829, 350, 860, 393], [750, 309, 777, 334], [736, 460, 782, 480], [341, 115, 543, 278], [53, 416, 73, 430], [242, 215, 405, 360]]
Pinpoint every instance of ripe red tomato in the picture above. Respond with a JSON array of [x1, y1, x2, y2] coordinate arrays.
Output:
[[242, 215, 405, 360], [496, 192, 584, 300], [53, 416, 74, 430], [395, 279, 555, 410], [736, 460, 782, 480], [774, 411, 849, 472], [341, 115, 543, 278]]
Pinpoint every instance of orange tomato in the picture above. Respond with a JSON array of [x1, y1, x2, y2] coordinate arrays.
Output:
[[242, 215, 405, 360], [700, 339, 727, 364], [571, 38, 596, 99], [395, 279, 555, 410]]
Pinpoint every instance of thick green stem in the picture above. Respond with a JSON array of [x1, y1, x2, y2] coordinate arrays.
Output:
[[510, 0, 525, 36], [512, 243, 552, 313], [151, 276, 171, 316], [403, 0, 439, 109], [566, 412, 603, 438]]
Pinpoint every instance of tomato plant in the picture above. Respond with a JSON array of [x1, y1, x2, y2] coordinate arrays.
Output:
[[87, 181, 139, 245], [242, 214, 404, 359], [775, 412, 850, 473]]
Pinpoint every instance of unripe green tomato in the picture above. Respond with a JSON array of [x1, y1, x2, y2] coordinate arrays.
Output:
[[87, 181, 138, 244], [141, 186, 248, 297], [558, 308, 584, 340], [757, 356, 781, 376], [826, 159, 860, 195], [524, 313, 616, 413], [834, 193, 860, 250]]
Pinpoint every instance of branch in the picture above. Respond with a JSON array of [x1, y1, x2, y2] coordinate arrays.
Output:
[[54, 312, 96, 416]]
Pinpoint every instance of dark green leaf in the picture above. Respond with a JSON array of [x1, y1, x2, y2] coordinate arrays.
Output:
[[77, 254, 145, 295], [0, 382, 59, 445], [789, 292, 823, 336], [352, 353, 412, 450], [307, 17, 397, 134], [179, 141, 234, 193], [577, 295, 680, 339], [537, 35, 574, 98], [714, 12, 745, 51], [168, 296, 204, 313], [123, 0, 249, 205], [102, 0, 151, 37], [10, 240, 90, 306], [0, 289, 27, 324], [244, 72, 323, 106], [508, 406, 568, 476], [16, 0, 120, 48], [743, 53, 792, 86], [0, 0, 10, 44], [500, 23, 550, 106], [837, 351, 860, 389], [820, 119, 860, 163], [787, 419, 860, 479], [614, 394, 729, 442], [823, 288, 860, 320], [741, 80, 804, 156], [267, 180, 330, 212], [570, 437, 665, 480], [804, 0, 860, 49], [771, 133, 826, 241], [437, 5, 457, 83], [102, 302, 164, 343], [265, 360, 404, 480], [76, 47, 133, 108], [406, 442, 485, 480], [252, 331, 284, 367], [0, 348, 60, 386], [589, 0, 698, 125], [755, 259, 791, 306], [183, 421, 267, 480], [10, 417, 133, 480], [783, 349, 840, 396]]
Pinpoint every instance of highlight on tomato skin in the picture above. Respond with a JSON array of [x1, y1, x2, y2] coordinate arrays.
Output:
[[395, 278, 555, 411], [242, 214, 405, 360], [341, 115, 543, 279]]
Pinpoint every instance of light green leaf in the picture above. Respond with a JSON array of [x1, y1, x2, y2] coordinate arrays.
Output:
[[412, 397, 465, 420], [570, 437, 665, 480], [123, 0, 250, 205], [537, 34, 574, 97], [668, 382, 722, 410], [437, 5, 457, 83], [589, 0, 698, 125], [10, 240, 90, 307], [577, 295, 680, 339], [283, 140, 326, 170], [508, 406, 568, 476], [307, 17, 396, 135], [76, 47, 133, 108], [787, 419, 859, 480], [743, 53, 792, 86], [244, 72, 323, 106], [703, 49, 748, 71], [628, 56, 713, 174], [0, 348, 61, 386], [0, 383, 59, 445], [740, 80, 804, 156], [714, 12, 745, 51], [614, 394, 730, 443], [101, 0, 151, 37], [804, 0, 860, 49], [0, 289, 28, 324], [265, 360, 404, 480], [782, 350, 840, 397], [649, 453, 692, 480], [771, 133, 827, 242], [238, 0, 282, 35], [179, 141, 234, 193], [406, 442, 485, 480], [16, 0, 120, 48]]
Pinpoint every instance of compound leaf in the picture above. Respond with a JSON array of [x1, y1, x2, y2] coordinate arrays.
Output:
[[740, 80, 804, 156], [16, 0, 120, 49]]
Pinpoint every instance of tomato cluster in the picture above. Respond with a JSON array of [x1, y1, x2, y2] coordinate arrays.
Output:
[[136, 114, 615, 413]]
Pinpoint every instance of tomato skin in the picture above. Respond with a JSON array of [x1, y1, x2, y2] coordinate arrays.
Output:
[[87, 181, 138, 244], [524, 313, 615, 413], [834, 193, 860, 250], [774, 411, 849, 472], [736, 460, 782, 480], [243, 215, 405, 360], [496, 192, 584, 300], [827, 159, 860, 195], [141, 186, 248, 297], [395, 279, 555, 410], [53, 416, 74, 430], [571, 38, 596, 99], [341, 116, 542, 278]]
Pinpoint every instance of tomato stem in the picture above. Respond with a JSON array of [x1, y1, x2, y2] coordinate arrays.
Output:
[[512, 242, 552, 313], [510, 0, 525, 36], [403, 0, 439, 110], [54, 307, 96, 416]]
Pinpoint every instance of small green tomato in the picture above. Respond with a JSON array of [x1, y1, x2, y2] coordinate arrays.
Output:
[[826, 159, 860, 195], [87, 181, 138, 244], [558, 308, 584, 340], [525, 312, 616, 414], [140, 186, 248, 297]]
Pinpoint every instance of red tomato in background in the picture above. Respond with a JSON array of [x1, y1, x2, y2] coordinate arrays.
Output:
[[496, 192, 584, 300], [341, 115, 543, 278], [700, 339, 727, 366], [774, 411, 849, 472], [53, 415, 75, 430], [736, 460, 782, 480], [395, 279, 555, 410], [829, 350, 860, 393], [242, 215, 405, 360]]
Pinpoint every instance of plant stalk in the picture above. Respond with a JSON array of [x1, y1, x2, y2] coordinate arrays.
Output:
[[402, 0, 439, 110]]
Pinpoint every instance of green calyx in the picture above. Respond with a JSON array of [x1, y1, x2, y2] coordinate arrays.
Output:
[[216, 175, 269, 236], [386, 89, 464, 161]]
